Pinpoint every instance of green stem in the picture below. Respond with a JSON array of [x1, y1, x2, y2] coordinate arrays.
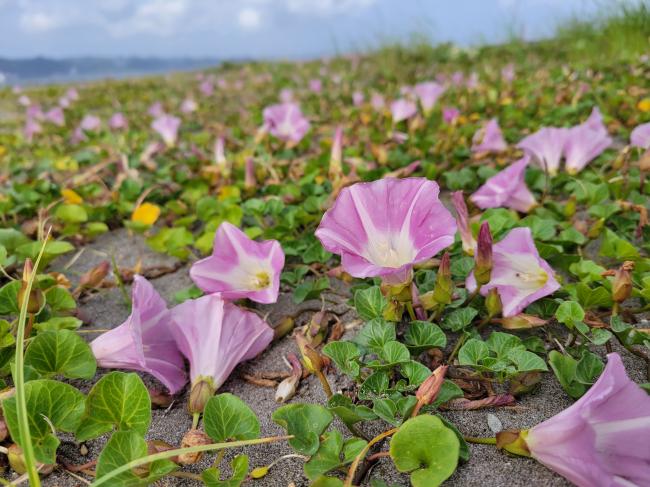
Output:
[[13, 236, 50, 487], [344, 428, 397, 487], [447, 333, 468, 363], [91, 435, 292, 487], [464, 436, 497, 445], [192, 412, 200, 430]]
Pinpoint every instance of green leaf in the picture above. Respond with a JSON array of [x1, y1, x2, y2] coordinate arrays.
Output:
[[354, 318, 395, 353], [0, 320, 15, 348], [76, 372, 151, 441], [322, 341, 360, 378], [458, 339, 489, 366], [438, 415, 470, 462], [574, 283, 612, 310], [293, 276, 330, 304], [389, 415, 459, 487], [400, 361, 432, 387], [45, 286, 76, 312], [15, 240, 74, 267], [203, 393, 260, 443], [379, 341, 410, 366], [202, 455, 249, 487], [311, 477, 344, 487], [358, 371, 390, 400], [600, 229, 639, 260], [24, 329, 96, 379], [354, 286, 387, 321], [55, 204, 88, 223], [507, 349, 548, 372], [548, 350, 586, 399], [304, 430, 366, 480], [33, 316, 83, 332], [327, 394, 376, 427], [442, 308, 478, 332], [3, 379, 86, 464], [575, 351, 604, 384], [555, 301, 585, 328], [272, 404, 333, 455], [0, 280, 20, 315], [95, 431, 177, 486], [404, 321, 446, 354], [486, 332, 523, 358], [432, 380, 464, 407]]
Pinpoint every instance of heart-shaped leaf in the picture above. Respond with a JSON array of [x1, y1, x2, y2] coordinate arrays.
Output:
[[202, 454, 249, 487], [354, 286, 386, 321], [272, 403, 333, 455], [304, 430, 366, 480], [204, 393, 260, 442], [24, 329, 97, 379], [322, 341, 360, 378]]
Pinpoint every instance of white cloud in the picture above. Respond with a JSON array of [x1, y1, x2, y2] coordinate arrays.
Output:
[[238, 7, 262, 30], [107, 0, 189, 37], [285, 0, 376, 15], [19, 11, 63, 32]]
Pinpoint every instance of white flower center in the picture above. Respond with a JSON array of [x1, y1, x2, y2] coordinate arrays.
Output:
[[365, 234, 416, 269], [493, 252, 548, 291]]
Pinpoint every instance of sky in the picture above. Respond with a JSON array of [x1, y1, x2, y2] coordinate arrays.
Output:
[[0, 0, 635, 60]]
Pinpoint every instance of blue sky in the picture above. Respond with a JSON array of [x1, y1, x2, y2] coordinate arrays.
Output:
[[0, 0, 633, 59]]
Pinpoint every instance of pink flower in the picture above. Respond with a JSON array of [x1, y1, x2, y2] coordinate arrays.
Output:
[[80, 115, 101, 132], [517, 127, 570, 175], [352, 91, 365, 107], [466, 227, 560, 316], [315, 178, 456, 282], [470, 155, 536, 213], [262, 102, 310, 143], [371, 93, 385, 111], [466, 72, 479, 90], [471, 118, 507, 154], [58, 96, 70, 108], [26, 104, 43, 120], [108, 112, 128, 130], [148, 102, 165, 118], [279, 89, 294, 103], [414, 81, 445, 114], [66, 87, 79, 101], [90, 276, 187, 394], [501, 63, 515, 83], [180, 98, 198, 114], [18, 95, 30, 107], [214, 136, 230, 178], [452, 191, 476, 255], [564, 108, 612, 174], [443, 107, 460, 124], [190, 222, 285, 304], [309, 78, 322, 93], [631, 122, 650, 149], [151, 114, 181, 147], [169, 294, 273, 392], [23, 117, 42, 142], [451, 71, 464, 86], [390, 99, 418, 123], [199, 80, 214, 96], [524, 353, 650, 487], [45, 107, 65, 127]]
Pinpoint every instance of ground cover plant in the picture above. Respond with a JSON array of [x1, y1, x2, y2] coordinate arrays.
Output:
[[0, 4, 649, 486]]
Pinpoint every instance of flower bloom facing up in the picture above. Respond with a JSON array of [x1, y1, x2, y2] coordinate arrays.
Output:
[[503, 353, 650, 487], [564, 107, 612, 174], [472, 118, 507, 154], [630, 122, 650, 149], [80, 115, 101, 132], [108, 112, 128, 130], [190, 222, 284, 304], [414, 81, 445, 114], [315, 178, 457, 283], [390, 99, 418, 123], [466, 227, 560, 317], [45, 107, 65, 127], [169, 294, 273, 412], [517, 127, 570, 175], [90, 275, 187, 394], [262, 102, 310, 143], [470, 155, 536, 213], [152, 114, 181, 147]]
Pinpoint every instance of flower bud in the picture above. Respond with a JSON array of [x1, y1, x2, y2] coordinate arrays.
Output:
[[474, 222, 493, 286], [432, 252, 453, 306], [273, 317, 295, 341], [587, 218, 605, 239], [485, 288, 502, 318], [78, 260, 110, 290], [177, 429, 212, 465], [451, 192, 476, 255], [18, 259, 44, 314], [188, 378, 216, 414], [276, 353, 302, 403], [497, 313, 547, 329], [564, 195, 577, 218], [639, 148, 650, 172], [295, 333, 323, 373], [612, 261, 634, 304], [415, 365, 448, 409], [214, 137, 231, 180], [496, 430, 531, 457]]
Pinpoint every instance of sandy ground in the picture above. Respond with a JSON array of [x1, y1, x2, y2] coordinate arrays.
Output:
[[24, 228, 647, 487]]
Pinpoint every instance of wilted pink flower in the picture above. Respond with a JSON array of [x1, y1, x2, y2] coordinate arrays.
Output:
[[564, 108, 612, 174], [169, 294, 273, 392], [151, 114, 181, 147], [180, 98, 198, 114], [471, 155, 536, 213], [522, 353, 650, 486], [90, 276, 187, 394], [414, 81, 445, 114], [467, 227, 559, 316], [148, 101, 165, 118], [390, 99, 418, 123], [279, 88, 294, 103], [262, 102, 310, 143], [199, 80, 214, 96], [109, 112, 128, 130], [315, 178, 456, 283], [190, 222, 284, 304], [80, 115, 101, 132], [371, 93, 385, 111], [631, 122, 650, 149], [517, 127, 570, 175], [43, 107, 63, 127], [352, 91, 365, 107], [452, 191, 476, 255], [23, 117, 42, 142], [501, 63, 515, 83], [443, 107, 460, 124], [472, 118, 507, 153], [309, 78, 322, 93]]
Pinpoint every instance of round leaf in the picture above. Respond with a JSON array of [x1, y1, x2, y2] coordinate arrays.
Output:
[[203, 393, 260, 442], [24, 329, 97, 379]]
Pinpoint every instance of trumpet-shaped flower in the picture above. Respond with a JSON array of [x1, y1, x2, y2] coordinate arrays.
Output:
[[564, 108, 612, 174], [371, 93, 385, 111], [631, 122, 650, 149], [109, 112, 128, 130], [45, 107, 65, 126], [262, 102, 310, 143], [466, 227, 560, 317], [443, 106, 460, 124], [180, 98, 198, 114], [414, 81, 445, 114], [169, 294, 273, 394], [470, 155, 536, 213], [521, 353, 650, 487], [390, 99, 418, 123], [23, 117, 42, 142], [315, 178, 456, 282], [352, 91, 365, 106], [190, 222, 284, 304], [152, 114, 181, 147], [517, 127, 569, 175], [472, 118, 507, 153], [80, 115, 101, 132], [90, 275, 187, 394], [309, 78, 322, 93], [148, 101, 165, 117], [199, 80, 214, 96]]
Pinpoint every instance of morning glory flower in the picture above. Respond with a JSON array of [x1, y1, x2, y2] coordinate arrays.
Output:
[[471, 118, 507, 154], [371, 93, 385, 111], [414, 81, 445, 114], [148, 101, 165, 117], [509, 353, 650, 487], [352, 91, 365, 106], [451, 191, 476, 255], [90, 275, 187, 394], [190, 222, 285, 304], [108, 112, 128, 130], [309, 78, 322, 93], [470, 155, 536, 213], [501, 63, 515, 83], [44, 107, 65, 127], [180, 98, 198, 114], [390, 99, 418, 123], [443, 106, 460, 124], [169, 294, 274, 412], [315, 178, 457, 283], [262, 102, 310, 143], [564, 108, 612, 174], [23, 117, 42, 142], [517, 127, 570, 175], [152, 114, 181, 147], [631, 122, 650, 149], [199, 79, 214, 96], [80, 114, 101, 132], [466, 227, 560, 317]]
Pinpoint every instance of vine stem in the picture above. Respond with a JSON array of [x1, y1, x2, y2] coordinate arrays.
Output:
[[90, 435, 292, 486], [344, 428, 397, 487], [13, 230, 50, 487], [464, 436, 497, 445]]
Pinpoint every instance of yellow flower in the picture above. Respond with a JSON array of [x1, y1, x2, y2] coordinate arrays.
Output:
[[54, 157, 79, 172], [61, 189, 83, 205], [638, 98, 650, 113], [131, 203, 161, 226]]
